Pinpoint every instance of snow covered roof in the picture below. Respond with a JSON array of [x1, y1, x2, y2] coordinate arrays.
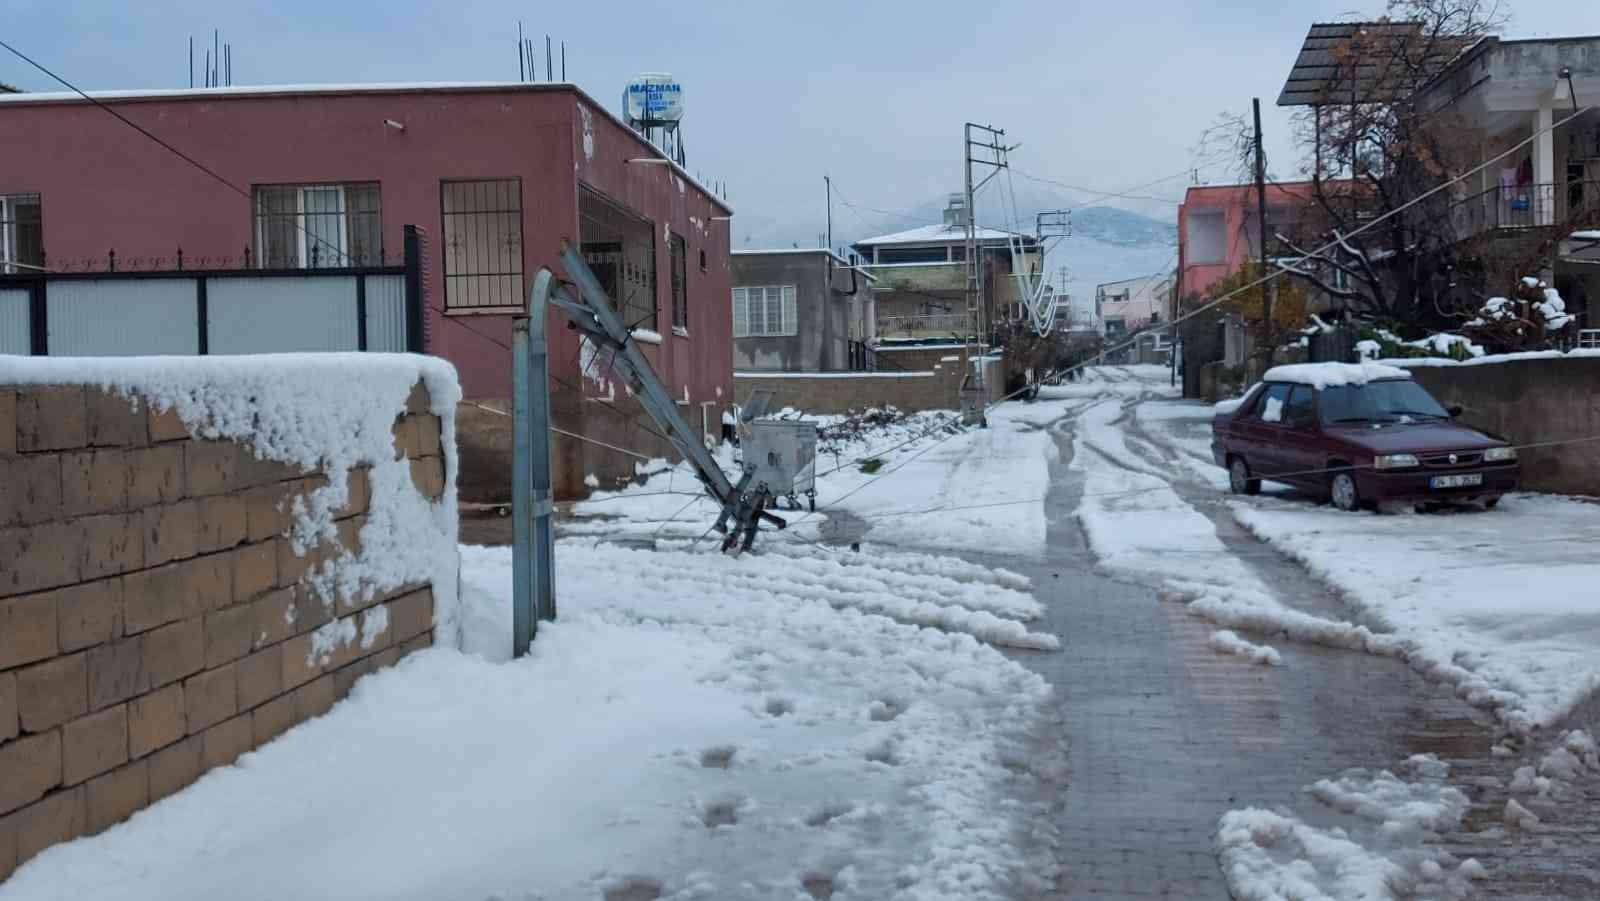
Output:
[[0, 81, 732, 215], [731, 248, 877, 279], [853, 223, 1018, 247], [1262, 361, 1412, 388]]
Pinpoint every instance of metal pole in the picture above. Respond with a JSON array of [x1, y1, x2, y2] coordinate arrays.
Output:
[[511, 315, 535, 657], [1253, 97, 1275, 366], [527, 272, 557, 623], [824, 174, 832, 254]]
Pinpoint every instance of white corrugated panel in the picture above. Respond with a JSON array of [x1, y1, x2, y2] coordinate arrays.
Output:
[[0, 289, 30, 355], [208, 276, 359, 354], [364, 274, 408, 353], [46, 279, 199, 356]]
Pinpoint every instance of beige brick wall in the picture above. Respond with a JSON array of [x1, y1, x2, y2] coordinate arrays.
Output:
[[734, 355, 1007, 416], [0, 381, 445, 881]]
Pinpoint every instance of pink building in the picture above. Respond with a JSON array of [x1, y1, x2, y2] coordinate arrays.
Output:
[[1177, 181, 1324, 300], [0, 83, 734, 497]]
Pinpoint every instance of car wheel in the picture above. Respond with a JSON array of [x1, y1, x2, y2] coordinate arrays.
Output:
[[1484, 496, 1501, 510], [1329, 470, 1361, 512], [1228, 457, 1260, 496]]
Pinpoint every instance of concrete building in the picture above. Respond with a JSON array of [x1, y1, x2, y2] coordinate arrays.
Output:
[[1095, 273, 1174, 339], [1177, 182, 1326, 302], [852, 195, 1041, 341], [730, 249, 876, 372], [0, 82, 734, 498]]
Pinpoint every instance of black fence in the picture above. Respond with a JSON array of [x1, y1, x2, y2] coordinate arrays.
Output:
[[0, 225, 425, 357], [846, 340, 908, 372]]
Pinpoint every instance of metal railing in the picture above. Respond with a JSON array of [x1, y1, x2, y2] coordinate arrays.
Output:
[[1450, 181, 1600, 238], [876, 313, 968, 337], [846, 339, 908, 372]]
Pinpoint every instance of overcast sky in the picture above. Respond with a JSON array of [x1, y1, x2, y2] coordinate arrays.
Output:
[[8, 0, 1600, 249]]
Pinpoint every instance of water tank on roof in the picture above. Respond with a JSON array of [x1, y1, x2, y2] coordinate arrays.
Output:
[[622, 73, 684, 125]]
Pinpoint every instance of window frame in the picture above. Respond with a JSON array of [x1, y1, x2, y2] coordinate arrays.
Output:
[[732, 285, 797, 338], [252, 181, 382, 269], [439, 177, 526, 314], [669, 232, 688, 332], [0, 192, 44, 275]]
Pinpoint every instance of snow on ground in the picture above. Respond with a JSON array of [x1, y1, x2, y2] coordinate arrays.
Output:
[[6, 540, 1058, 901], [568, 402, 1067, 559], [1217, 756, 1485, 901], [1230, 494, 1600, 732], [1209, 630, 1283, 666]]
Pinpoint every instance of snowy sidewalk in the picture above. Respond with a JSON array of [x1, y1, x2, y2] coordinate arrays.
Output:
[[3, 539, 1059, 901]]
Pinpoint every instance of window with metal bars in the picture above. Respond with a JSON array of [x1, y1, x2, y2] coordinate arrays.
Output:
[[732, 285, 796, 338], [440, 178, 525, 311], [253, 182, 381, 269], [669, 233, 688, 331], [0, 193, 43, 274], [578, 185, 657, 328]]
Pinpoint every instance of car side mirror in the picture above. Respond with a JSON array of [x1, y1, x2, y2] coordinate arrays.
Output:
[[1447, 405, 1463, 418]]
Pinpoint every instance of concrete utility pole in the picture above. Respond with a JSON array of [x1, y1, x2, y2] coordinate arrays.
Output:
[[963, 122, 1011, 426], [1253, 97, 1276, 367]]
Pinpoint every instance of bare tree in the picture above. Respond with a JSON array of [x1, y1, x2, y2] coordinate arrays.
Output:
[[1277, 1, 1507, 331]]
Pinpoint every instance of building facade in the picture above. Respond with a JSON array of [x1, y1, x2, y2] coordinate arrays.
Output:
[[0, 82, 734, 498], [852, 195, 1041, 342], [730, 249, 875, 373]]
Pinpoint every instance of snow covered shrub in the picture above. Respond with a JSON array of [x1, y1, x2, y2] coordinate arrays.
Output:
[[1460, 277, 1577, 352]]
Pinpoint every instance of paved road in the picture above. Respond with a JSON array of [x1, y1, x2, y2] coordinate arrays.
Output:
[[926, 393, 1597, 898]]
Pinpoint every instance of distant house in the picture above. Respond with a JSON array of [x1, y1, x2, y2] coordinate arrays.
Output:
[[1095, 273, 1174, 337], [731, 249, 876, 372], [852, 195, 1041, 341]]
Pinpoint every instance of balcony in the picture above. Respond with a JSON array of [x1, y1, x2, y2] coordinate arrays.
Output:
[[1450, 181, 1600, 240], [876, 313, 969, 339]]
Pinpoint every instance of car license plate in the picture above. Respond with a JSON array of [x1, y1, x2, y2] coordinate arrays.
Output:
[[1430, 473, 1483, 489]]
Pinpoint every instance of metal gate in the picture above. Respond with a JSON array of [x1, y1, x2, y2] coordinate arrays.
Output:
[[0, 225, 425, 357]]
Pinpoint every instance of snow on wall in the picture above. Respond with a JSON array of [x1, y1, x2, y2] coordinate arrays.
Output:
[[0, 353, 463, 647]]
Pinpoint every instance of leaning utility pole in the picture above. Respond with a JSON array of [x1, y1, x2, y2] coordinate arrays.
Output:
[[1252, 97, 1276, 366], [962, 122, 1011, 426]]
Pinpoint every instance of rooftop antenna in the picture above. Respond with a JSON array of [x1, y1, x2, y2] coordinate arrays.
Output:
[[561, 41, 566, 80], [225, 43, 231, 86], [545, 35, 553, 81], [188, 37, 193, 88], [526, 38, 535, 81], [518, 21, 525, 81], [204, 48, 211, 87], [213, 29, 219, 86]]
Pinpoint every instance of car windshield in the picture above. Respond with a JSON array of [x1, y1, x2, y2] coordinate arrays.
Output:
[[1318, 379, 1450, 423]]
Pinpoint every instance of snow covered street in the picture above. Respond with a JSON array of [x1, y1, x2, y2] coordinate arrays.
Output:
[[9, 365, 1599, 900]]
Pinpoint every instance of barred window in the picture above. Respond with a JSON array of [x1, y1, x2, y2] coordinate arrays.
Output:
[[253, 183, 381, 268], [0, 193, 43, 274], [732, 285, 796, 338], [579, 185, 656, 328], [441, 179, 525, 311], [669, 233, 688, 331]]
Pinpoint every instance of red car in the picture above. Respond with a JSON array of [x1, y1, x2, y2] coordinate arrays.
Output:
[[1211, 363, 1520, 512]]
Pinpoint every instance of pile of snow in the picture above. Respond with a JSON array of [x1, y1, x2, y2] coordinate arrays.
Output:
[[2, 539, 1060, 899], [1230, 495, 1600, 732], [1537, 288, 1572, 330], [1217, 756, 1485, 901], [1260, 361, 1411, 388], [0, 353, 462, 644], [1209, 630, 1283, 666], [1388, 347, 1600, 368]]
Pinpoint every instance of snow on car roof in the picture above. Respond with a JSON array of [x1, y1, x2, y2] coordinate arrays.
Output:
[[1261, 361, 1412, 388]]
